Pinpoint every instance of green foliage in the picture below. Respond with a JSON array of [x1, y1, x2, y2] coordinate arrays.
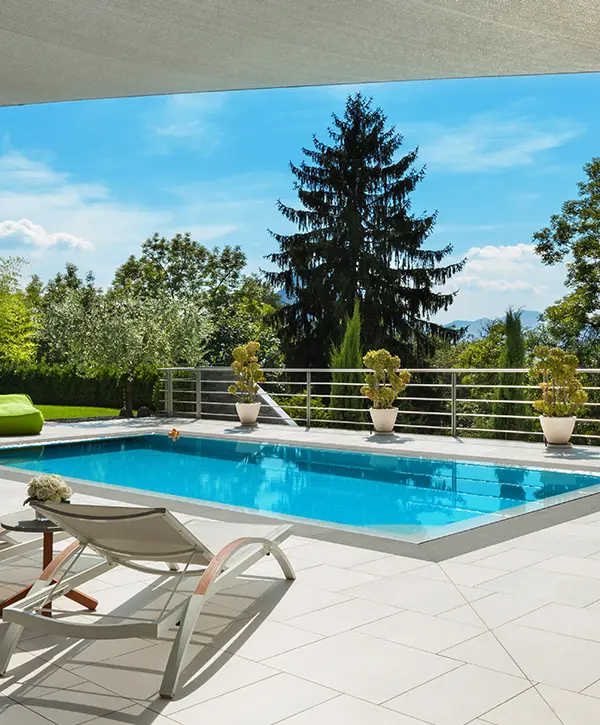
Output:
[[0, 291, 37, 364], [274, 392, 332, 426], [361, 349, 411, 409], [112, 235, 283, 368], [494, 308, 527, 435], [227, 341, 265, 403], [530, 346, 587, 417], [535, 290, 600, 365], [112, 232, 246, 303], [41, 289, 211, 413], [0, 362, 157, 408], [266, 92, 464, 366], [457, 321, 504, 370], [0, 257, 37, 364], [330, 300, 363, 421], [204, 276, 283, 368], [533, 158, 600, 351]]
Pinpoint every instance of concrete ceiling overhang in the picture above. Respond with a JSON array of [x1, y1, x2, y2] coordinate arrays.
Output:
[[1, 0, 599, 107]]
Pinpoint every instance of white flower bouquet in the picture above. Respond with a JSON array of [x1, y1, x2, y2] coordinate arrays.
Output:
[[24, 474, 72, 506]]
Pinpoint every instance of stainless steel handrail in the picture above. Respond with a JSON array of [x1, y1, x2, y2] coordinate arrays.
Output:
[[158, 366, 600, 443]]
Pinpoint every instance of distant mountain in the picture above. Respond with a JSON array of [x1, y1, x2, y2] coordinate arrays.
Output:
[[446, 310, 541, 338]]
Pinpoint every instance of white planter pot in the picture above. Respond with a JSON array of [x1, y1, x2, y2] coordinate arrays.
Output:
[[236, 402, 261, 425], [539, 416, 576, 446], [369, 407, 398, 433]]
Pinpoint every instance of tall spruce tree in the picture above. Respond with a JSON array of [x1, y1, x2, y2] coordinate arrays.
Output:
[[266, 92, 464, 366]]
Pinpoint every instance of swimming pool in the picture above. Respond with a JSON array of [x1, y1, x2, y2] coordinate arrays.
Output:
[[0, 434, 597, 536]]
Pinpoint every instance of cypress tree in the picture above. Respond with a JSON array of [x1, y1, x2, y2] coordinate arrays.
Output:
[[266, 92, 465, 366], [330, 299, 363, 422], [494, 307, 526, 436]]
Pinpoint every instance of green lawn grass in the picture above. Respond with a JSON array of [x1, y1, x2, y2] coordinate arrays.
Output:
[[38, 405, 121, 420]]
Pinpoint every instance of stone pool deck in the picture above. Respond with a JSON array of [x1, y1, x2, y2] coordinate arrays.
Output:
[[0, 420, 598, 723]]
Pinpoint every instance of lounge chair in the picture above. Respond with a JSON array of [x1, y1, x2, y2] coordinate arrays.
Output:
[[0, 502, 295, 698], [0, 394, 44, 435]]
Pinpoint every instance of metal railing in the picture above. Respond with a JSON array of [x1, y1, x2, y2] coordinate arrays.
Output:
[[156, 367, 600, 443]]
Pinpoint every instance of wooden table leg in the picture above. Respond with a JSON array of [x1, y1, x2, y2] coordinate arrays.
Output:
[[42, 531, 53, 617], [65, 589, 98, 610], [0, 530, 98, 617]]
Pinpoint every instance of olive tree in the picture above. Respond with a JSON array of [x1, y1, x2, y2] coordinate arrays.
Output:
[[42, 290, 213, 415]]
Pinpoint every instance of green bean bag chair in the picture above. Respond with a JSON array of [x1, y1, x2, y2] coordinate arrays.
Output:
[[0, 394, 44, 435]]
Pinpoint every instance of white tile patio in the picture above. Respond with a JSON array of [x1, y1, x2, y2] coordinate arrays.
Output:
[[0, 421, 599, 723]]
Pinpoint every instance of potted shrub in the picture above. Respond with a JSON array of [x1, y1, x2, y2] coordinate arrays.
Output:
[[361, 349, 411, 433], [530, 345, 587, 446], [227, 341, 265, 425]]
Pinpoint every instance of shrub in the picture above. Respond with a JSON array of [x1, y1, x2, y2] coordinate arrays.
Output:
[[361, 349, 411, 409], [0, 362, 158, 409], [530, 346, 587, 417], [227, 341, 265, 403], [274, 392, 332, 426]]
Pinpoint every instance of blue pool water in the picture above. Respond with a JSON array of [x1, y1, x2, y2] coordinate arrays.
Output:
[[0, 435, 596, 534]]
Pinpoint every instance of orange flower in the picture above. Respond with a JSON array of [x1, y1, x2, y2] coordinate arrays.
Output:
[[168, 428, 180, 441]]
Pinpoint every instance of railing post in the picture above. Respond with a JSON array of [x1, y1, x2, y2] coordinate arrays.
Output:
[[196, 368, 202, 419], [306, 371, 312, 431], [450, 370, 457, 437], [166, 370, 174, 417]]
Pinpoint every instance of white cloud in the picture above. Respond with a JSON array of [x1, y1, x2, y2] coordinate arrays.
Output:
[[413, 114, 582, 172], [0, 219, 93, 251], [0, 145, 263, 286], [438, 242, 567, 322]]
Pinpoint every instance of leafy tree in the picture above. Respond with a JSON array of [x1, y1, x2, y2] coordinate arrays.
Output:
[[266, 92, 465, 366], [534, 290, 600, 365], [113, 235, 283, 366], [533, 158, 600, 359], [44, 263, 98, 306], [42, 290, 212, 415], [0, 257, 37, 364], [112, 232, 246, 304], [330, 300, 363, 421]]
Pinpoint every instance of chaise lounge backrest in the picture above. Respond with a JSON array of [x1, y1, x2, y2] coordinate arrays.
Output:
[[35, 502, 213, 565]]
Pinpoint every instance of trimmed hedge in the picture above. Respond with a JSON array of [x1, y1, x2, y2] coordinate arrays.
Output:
[[0, 363, 159, 409]]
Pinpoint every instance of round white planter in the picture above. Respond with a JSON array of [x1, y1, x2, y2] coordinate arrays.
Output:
[[539, 416, 576, 446], [236, 402, 261, 425], [369, 407, 398, 434]]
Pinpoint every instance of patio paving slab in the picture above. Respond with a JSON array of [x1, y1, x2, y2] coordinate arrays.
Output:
[[263, 630, 460, 704], [483, 684, 600, 725], [441, 631, 524, 676], [166, 672, 336, 725], [385, 663, 530, 725], [279, 694, 428, 724], [283, 598, 400, 636], [345, 571, 476, 614], [494, 623, 600, 691], [357, 609, 484, 653]]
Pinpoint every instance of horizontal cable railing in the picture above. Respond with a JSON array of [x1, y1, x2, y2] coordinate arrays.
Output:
[[156, 367, 600, 443]]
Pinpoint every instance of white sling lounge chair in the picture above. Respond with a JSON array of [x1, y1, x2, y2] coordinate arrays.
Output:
[[0, 502, 295, 698]]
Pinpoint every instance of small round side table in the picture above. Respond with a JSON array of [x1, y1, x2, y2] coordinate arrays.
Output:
[[0, 516, 97, 617]]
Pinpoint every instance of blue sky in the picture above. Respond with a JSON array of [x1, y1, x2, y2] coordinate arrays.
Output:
[[0, 72, 598, 321]]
